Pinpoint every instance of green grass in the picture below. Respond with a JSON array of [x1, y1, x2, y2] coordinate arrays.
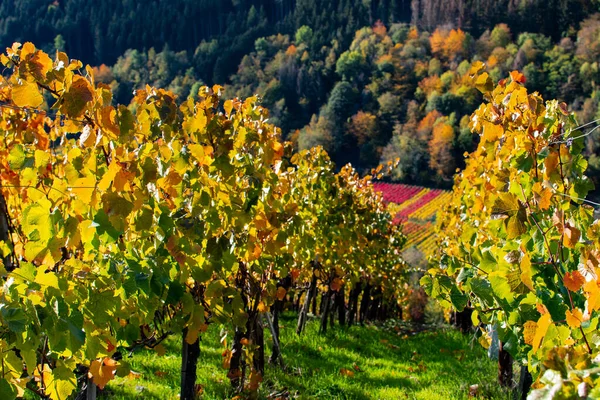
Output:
[[102, 314, 508, 399]]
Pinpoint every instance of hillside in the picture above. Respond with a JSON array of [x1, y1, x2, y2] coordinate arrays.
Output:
[[3, 2, 598, 193], [374, 183, 450, 256]]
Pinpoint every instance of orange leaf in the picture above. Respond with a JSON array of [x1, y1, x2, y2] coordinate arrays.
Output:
[[290, 268, 300, 281], [566, 308, 583, 328], [563, 223, 581, 249], [532, 182, 552, 210], [339, 368, 355, 377], [509, 70, 526, 84], [272, 141, 284, 158], [276, 287, 287, 301], [246, 370, 263, 391], [564, 271, 585, 292], [330, 277, 342, 292], [154, 344, 166, 357], [60, 75, 95, 117], [88, 358, 118, 389], [523, 321, 537, 345], [154, 371, 168, 378], [536, 303, 549, 315]]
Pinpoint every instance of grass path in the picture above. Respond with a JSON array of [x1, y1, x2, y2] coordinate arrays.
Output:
[[103, 314, 506, 399]]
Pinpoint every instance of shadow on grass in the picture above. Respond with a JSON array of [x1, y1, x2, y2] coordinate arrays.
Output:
[[101, 312, 504, 400]]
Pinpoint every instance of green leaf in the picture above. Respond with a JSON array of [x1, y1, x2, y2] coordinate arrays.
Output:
[[0, 379, 16, 400], [469, 278, 495, 308], [491, 193, 527, 239], [165, 281, 184, 305], [489, 272, 515, 304], [8, 145, 26, 170], [449, 286, 468, 311], [1, 307, 27, 334]]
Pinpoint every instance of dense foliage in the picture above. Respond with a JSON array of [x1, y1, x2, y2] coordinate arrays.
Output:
[[424, 65, 600, 396], [72, 14, 600, 196], [0, 43, 407, 399], [3, 2, 600, 188]]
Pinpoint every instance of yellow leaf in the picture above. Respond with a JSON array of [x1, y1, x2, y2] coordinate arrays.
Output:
[[520, 254, 534, 291], [98, 161, 120, 191], [584, 279, 600, 312], [224, 100, 233, 117], [35, 267, 59, 289], [185, 328, 199, 345], [532, 182, 552, 210], [481, 121, 503, 143], [29, 50, 54, 81], [72, 175, 96, 204], [257, 301, 267, 313], [186, 110, 207, 133], [544, 152, 559, 178], [21, 42, 36, 58], [272, 141, 284, 158], [127, 371, 141, 380], [532, 313, 552, 353], [188, 144, 211, 166], [523, 321, 537, 345], [566, 308, 583, 328], [12, 80, 44, 108], [564, 271, 585, 292]]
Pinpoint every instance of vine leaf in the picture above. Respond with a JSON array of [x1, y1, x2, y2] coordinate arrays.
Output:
[[491, 193, 527, 239], [532, 313, 552, 353], [523, 321, 537, 345], [563, 271, 585, 292], [565, 308, 583, 328], [563, 223, 580, 249], [12, 80, 43, 108]]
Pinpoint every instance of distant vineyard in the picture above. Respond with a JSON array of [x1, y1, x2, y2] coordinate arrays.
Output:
[[373, 183, 451, 255]]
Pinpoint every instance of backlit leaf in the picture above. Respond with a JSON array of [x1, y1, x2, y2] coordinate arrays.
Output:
[[12, 80, 43, 108], [563, 271, 585, 292]]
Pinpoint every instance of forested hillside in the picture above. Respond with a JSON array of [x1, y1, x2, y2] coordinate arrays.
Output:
[[2, 0, 600, 188]]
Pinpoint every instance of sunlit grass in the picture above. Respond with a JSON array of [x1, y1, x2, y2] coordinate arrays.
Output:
[[102, 313, 507, 399]]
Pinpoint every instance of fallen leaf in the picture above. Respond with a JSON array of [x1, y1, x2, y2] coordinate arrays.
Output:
[[469, 384, 480, 397], [154, 344, 166, 357], [127, 371, 141, 380]]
